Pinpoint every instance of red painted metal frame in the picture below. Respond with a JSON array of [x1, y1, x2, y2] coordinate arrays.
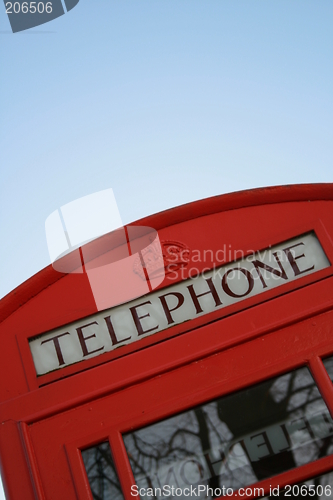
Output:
[[12, 201, 333, 389], [31, 308, 333, 500], [0, 184, 333, 500], [1, 184, 332, 323]]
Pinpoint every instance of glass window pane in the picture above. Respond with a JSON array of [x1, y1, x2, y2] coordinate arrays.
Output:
[[123, 367, 333, 499], [82, 442, 124, 500], [323, 357, 333, 382]]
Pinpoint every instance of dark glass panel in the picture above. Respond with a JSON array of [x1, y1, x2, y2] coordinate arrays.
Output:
[[123, 367, 333, 499], [323, 357, 333, 383], [82, 441, 124, 500]]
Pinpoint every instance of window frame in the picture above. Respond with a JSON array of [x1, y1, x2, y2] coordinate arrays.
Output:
[[61, 310, 333, 500]]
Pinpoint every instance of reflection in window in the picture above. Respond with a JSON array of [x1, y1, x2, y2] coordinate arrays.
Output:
[[123, 367, 333, 499], [82, 442, 124, 500], [323, 357, 333, 384]]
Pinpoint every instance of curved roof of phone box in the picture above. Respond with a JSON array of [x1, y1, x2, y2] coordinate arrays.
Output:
[[1, 183, 332, 324]]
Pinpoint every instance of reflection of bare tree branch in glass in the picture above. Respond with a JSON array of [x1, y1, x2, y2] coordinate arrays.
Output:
[[82, 442, 124, 500], [123, 367, 333, 500], [216, 375, 298, 481], [194, 407, 220, 494]]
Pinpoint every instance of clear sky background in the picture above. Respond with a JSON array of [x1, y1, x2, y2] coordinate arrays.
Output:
[[0, 1, 332, 498]]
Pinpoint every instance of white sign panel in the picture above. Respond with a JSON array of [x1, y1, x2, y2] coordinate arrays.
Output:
[[29, 232, 330, 375]]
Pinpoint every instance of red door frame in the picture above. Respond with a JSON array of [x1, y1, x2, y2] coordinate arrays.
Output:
[[29, 305, 333, 500]]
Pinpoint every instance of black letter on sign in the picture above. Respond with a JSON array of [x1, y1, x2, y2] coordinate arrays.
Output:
[[104, 315, 131, 346], [222, 268, 254, 298], [41, 332, 70, 366], [252, 251, 288, 288], [282, 242, 314, 276], [76, 321, 104, 357], [159, 292, 185, 325], [187, 278, 222, 314], [129, 301, 159, 336]]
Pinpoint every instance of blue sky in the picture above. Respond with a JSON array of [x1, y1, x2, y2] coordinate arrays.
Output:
[[1, 1, 333, 300], [0, 1, 332, 497]]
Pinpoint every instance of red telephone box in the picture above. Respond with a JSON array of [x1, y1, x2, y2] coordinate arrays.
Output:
[[1, 184, 333, 500]]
